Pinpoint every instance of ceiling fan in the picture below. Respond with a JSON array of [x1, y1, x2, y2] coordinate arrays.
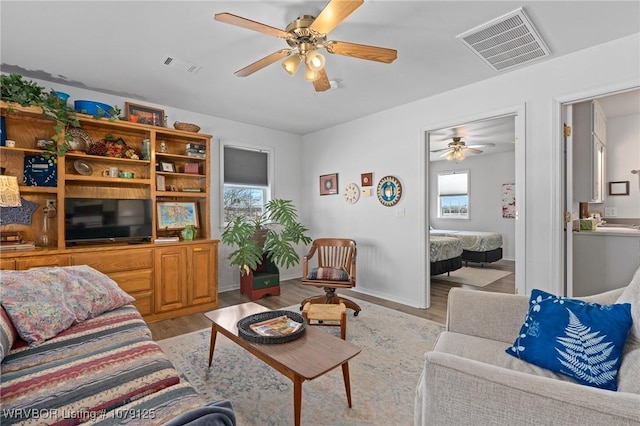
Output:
[[214, 0, 397, 92], [431, 137, 496, 161]]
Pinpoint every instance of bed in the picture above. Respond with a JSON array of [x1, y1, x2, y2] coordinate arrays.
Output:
[[430, 229, 503, 265], [430, 235, 463, 276]]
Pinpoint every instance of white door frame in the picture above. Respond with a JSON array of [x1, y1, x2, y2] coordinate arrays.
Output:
[[552, 80, 639, 296], [421, 103, 526, 308]]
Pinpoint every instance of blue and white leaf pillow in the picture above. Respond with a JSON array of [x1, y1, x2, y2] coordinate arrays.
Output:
[[506, 289, 632, 391]]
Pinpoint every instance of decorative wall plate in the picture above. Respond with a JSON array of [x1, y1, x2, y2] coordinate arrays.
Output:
[[343, 182, 360, 204], [377, 175, 402, 206], [73, 160, 93, 176], [66, 128, 93, 152]]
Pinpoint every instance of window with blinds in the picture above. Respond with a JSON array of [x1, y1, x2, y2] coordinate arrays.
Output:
[[437, 171, 469, 219], [223, 145, 271, 223]]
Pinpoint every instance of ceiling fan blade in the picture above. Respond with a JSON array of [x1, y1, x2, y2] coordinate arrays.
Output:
[[313, 69, 331, 92], [438, 151, 452, 158], [465, 148, 483, 154], [430, 148, 451, 153], [467, 143, 496, 149], [326, 41, 397, 63], [214, 13, 290, 39], [234, 49, 291, 77], [310, 0, 364, 35]]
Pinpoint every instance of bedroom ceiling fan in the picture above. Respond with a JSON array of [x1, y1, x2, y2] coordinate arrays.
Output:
[[431, 137, 496, 161], [214, 0, 397, 92]]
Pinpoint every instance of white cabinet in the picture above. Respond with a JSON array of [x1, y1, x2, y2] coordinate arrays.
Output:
[[573, 232, 640, 296], [573, 100, 607, 203]]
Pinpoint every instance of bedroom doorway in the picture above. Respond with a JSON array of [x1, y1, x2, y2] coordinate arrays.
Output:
[[423, 105, 526, 308]]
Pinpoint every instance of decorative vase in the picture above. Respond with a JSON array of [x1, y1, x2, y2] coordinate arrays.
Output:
[[36, 211, 56, 247], [181, 225, 196, 241]]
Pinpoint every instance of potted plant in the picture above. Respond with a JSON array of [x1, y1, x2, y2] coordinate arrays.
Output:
[[221, 199, 312, 275], [1, 74, 81, 154]]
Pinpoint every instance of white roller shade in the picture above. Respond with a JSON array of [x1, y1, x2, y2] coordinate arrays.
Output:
[[438, 172, 468, 196]]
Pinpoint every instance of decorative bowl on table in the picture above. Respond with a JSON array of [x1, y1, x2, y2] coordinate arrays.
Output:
[[237, 310, 306, 344]]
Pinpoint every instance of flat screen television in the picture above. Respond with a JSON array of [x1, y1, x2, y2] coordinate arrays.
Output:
[[65, 198, 152, 244]]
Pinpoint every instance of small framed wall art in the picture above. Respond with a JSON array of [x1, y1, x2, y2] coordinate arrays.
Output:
[[124, 102, 165, 126], [609, 181, 629, 196], [160, 161, 176, 173], [361, 172, 373, 187], [320, 173, 338, 195]]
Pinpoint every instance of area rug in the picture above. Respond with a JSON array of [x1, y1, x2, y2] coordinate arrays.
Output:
[[433, 266, 511, 287], [157, 298, 444, 425]]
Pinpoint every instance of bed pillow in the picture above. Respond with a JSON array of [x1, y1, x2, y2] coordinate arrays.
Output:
[[0, 305, 18, 362], [307, 267, 349, 281], [0, 265, 134, 345], [506, 289, 632, 391]]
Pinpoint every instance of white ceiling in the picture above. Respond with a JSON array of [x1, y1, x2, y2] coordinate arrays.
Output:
[[1, 1, 639, 135]]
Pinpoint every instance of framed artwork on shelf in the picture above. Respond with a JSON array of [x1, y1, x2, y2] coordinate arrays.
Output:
[[160, 161, 176, 173], [609, 181, 629, 196], [361, 172, 373, 187], [124, 102, 165, 126], [156, 175, 166, 191], [320, 173, 338, 195], [157, 201, 199, 230]]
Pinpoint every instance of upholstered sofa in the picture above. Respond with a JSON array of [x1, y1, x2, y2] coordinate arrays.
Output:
[[415, 270, 640, 425], [0, 265, 235, 425]]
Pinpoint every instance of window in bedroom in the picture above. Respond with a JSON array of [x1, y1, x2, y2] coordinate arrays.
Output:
[[437, 171, 469, 219], [222, 144, 273, 225]]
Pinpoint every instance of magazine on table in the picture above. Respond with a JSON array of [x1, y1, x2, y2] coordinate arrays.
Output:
[[250, 315, 303, 337]]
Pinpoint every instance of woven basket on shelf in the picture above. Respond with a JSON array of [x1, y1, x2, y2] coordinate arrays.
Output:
[[173, 121, 201, 133]]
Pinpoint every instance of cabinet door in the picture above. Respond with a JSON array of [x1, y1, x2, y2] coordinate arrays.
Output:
[[188, 243, 218, 305], [592, 138, 606, 202], [154, 246, 188, 312]]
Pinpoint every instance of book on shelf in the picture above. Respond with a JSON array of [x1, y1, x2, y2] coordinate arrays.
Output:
[[154, 237, 179, 243], [186, 143, 206, 151], [0, 241, 35, 251], [1, 231, 22, 242], [249, 315, 303, 337], [181, 188, 202, 192]]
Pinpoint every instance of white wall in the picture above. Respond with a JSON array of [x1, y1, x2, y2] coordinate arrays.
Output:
[[430, 152, 516, 260], [23, 77, 305, 292], [302, 34, 640, 307], [605, 113, 640, 219]]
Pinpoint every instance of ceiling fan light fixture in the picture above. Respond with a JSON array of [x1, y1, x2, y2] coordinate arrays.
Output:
[[446, 151, 455, 161], [304, 63, 320, 81], [455, 150, 465, 160], [281, 54, 302, 76], [306, 50, 326, 72]]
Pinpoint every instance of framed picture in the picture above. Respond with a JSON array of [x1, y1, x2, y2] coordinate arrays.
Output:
[[361, 172, 373, 187], [609, 181, 629, 196], [124, 102, 165, 127], [160, 161, 176, 173], [320, 173, 338, 195], [157, 201, 199, 230], [156, 175, 166, 191]]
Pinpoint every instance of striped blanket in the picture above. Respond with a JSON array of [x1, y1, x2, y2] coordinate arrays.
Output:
[[1, 305, 203, 425]]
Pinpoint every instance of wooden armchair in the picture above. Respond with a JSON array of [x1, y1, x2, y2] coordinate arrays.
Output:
[[300, 238, 361, 316]]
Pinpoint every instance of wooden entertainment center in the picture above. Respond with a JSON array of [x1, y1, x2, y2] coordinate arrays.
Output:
[[0, 102, 218, 322]]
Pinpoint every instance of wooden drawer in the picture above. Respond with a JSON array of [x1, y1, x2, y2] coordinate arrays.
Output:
[[108, 269, 153, 293], [131, 292, 153, 316], [72, 249, 153, 273], [16, 255, 70, 270], [0, 258, 16, 270], [252, 273, 279, 290]]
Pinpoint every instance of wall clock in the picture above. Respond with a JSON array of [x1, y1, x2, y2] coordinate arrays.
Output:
[[343, 182, 360, 204], [377, 175, 402, 206]]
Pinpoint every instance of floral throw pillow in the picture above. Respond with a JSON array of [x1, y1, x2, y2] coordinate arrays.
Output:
[[506, 289, 632, 391], [0, 265, 134, 345]]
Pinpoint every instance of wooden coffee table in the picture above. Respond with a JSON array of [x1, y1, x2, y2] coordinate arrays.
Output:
[[205, 302, 361, 426]]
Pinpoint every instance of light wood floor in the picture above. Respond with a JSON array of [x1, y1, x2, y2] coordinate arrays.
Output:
[[148, 259, 515, 340]]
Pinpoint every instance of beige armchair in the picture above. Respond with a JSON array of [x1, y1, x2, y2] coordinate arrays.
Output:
[[415, 283, 640, 425]]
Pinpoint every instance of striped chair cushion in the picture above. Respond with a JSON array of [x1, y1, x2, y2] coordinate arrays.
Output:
[[307, 267, 350, 281]]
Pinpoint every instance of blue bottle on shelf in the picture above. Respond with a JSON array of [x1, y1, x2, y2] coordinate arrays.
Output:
[[1, 116, 6, 146]]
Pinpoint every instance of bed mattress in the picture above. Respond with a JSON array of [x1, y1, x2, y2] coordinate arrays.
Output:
[[430, 229, 502, 252], [430, 236, 463, 262]]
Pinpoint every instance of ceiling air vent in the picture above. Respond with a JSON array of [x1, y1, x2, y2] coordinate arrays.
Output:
[[456, 7, 550, 72], [161, 55, 202, 74]]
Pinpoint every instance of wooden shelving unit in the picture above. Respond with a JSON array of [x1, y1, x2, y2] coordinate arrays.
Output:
[[0, 101, 218, 321]]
